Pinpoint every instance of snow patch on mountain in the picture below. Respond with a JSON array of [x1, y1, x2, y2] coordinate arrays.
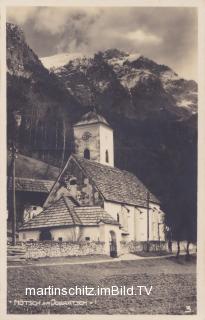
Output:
[[177, 99, 193, 108], [105, 52, 141, 68], [119, 69, 153, 89], [68, 57, 93, 72], [95, 80, 110, 92], [126, 53, 141, 63], [160, 70, 179, 82], [40, 52, 87, 69]]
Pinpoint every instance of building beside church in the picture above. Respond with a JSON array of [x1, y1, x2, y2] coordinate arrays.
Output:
[[19, 111, 165, 256], [7, 177, 54, 241]]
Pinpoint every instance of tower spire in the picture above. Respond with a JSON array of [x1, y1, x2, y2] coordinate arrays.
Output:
[[90, 93, 98, 114], [92, 105, 97, 113]]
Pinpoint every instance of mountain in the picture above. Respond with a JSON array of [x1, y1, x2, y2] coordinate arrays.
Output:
[[7, 22, 84, 166], [40, 52, 86, 69], [7, 23, 42, 78], [7, 23, 197, 241], [44, 49, 197, 120]]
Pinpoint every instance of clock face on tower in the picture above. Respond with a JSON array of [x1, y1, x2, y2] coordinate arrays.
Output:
[[82, 131, 92, 140]]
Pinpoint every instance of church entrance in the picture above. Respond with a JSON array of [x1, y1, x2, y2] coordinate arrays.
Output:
[[109, 230, 117, 257], [39, 228, 52, 241]]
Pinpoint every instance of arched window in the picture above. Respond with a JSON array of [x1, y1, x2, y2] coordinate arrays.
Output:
[[69, 178, 77, 185], [105, 150, 109, 163], [84, 148, 90, 160]]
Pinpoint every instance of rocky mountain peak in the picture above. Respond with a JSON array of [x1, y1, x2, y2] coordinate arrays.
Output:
[[99, 48, 129, 60], [127, 55, 172, 73], [7, 22, 44, 78], [7, 22, 25, 42], [47, 48, 197, 117]]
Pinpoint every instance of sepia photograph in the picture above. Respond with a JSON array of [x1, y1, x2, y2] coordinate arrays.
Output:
[[6, 6, 197, 315]]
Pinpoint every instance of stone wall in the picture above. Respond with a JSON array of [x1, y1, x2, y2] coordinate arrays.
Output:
[[120, 240, 197, 255], [120, 240, 167, 254], [11, 240, 197, 259], [18, 240, 105, 259], [171, 241, 197, 253]]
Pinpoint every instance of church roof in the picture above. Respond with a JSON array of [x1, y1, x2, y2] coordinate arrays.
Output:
[[74, 111, 111, 127], [8, 177, 55, 193], [73, 155, 159, 206], [19, 196, 119, 231]]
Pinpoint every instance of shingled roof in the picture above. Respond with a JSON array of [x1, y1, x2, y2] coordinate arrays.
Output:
[[73, 155, 159, 206], [8, 177, 55, 193], [19, 196, 119, 231]]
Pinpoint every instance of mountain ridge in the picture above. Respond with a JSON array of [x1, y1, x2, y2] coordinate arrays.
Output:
[[42, 48, 197, 119]]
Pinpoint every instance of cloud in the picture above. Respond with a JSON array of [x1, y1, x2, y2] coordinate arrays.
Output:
[[33, 8, 100, 35], [126, 30, 162, 44], [7, 7, 197, 80], [28, 8, 162, 54], [33, 8, 69, 35], [8, 7, 101, 35], [7, 7, 38, 24]]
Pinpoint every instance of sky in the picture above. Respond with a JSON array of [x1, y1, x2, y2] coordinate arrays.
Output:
[[7, 7, 197, 80]]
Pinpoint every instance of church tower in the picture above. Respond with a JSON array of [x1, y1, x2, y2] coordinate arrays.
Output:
[[73, 110, 114, 167]]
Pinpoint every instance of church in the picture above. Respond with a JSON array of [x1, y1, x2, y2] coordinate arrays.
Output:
[[18, 110, 165, 256]]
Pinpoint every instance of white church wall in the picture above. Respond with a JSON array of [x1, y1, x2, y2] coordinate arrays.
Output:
[[149, 203, 165, 241], [104, 201, 139, 241], [135, 204, 165, 242], [19, 225, 116, 245], [19, 227, 77, 242], [104, 200, 165, 242], [99, 124, 114, 166], [135, 207, 147, 241], [19, 230, 40, 241], [50, 226, 106, 242], [79, 226, 102, 242], [104, 201, 121, 221], [50, 227, 76, 241]]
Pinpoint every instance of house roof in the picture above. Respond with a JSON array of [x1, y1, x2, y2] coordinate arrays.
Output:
[[19, 196, 119, 231], [74, 111, 111, 128], [73, 155, 159, 206], [75, 207, 118, 225], [7, 153, 60, 180], [8, 177, 55, 193]]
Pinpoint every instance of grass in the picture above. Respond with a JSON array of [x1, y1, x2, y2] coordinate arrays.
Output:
[[7, 255, 196, 315]]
